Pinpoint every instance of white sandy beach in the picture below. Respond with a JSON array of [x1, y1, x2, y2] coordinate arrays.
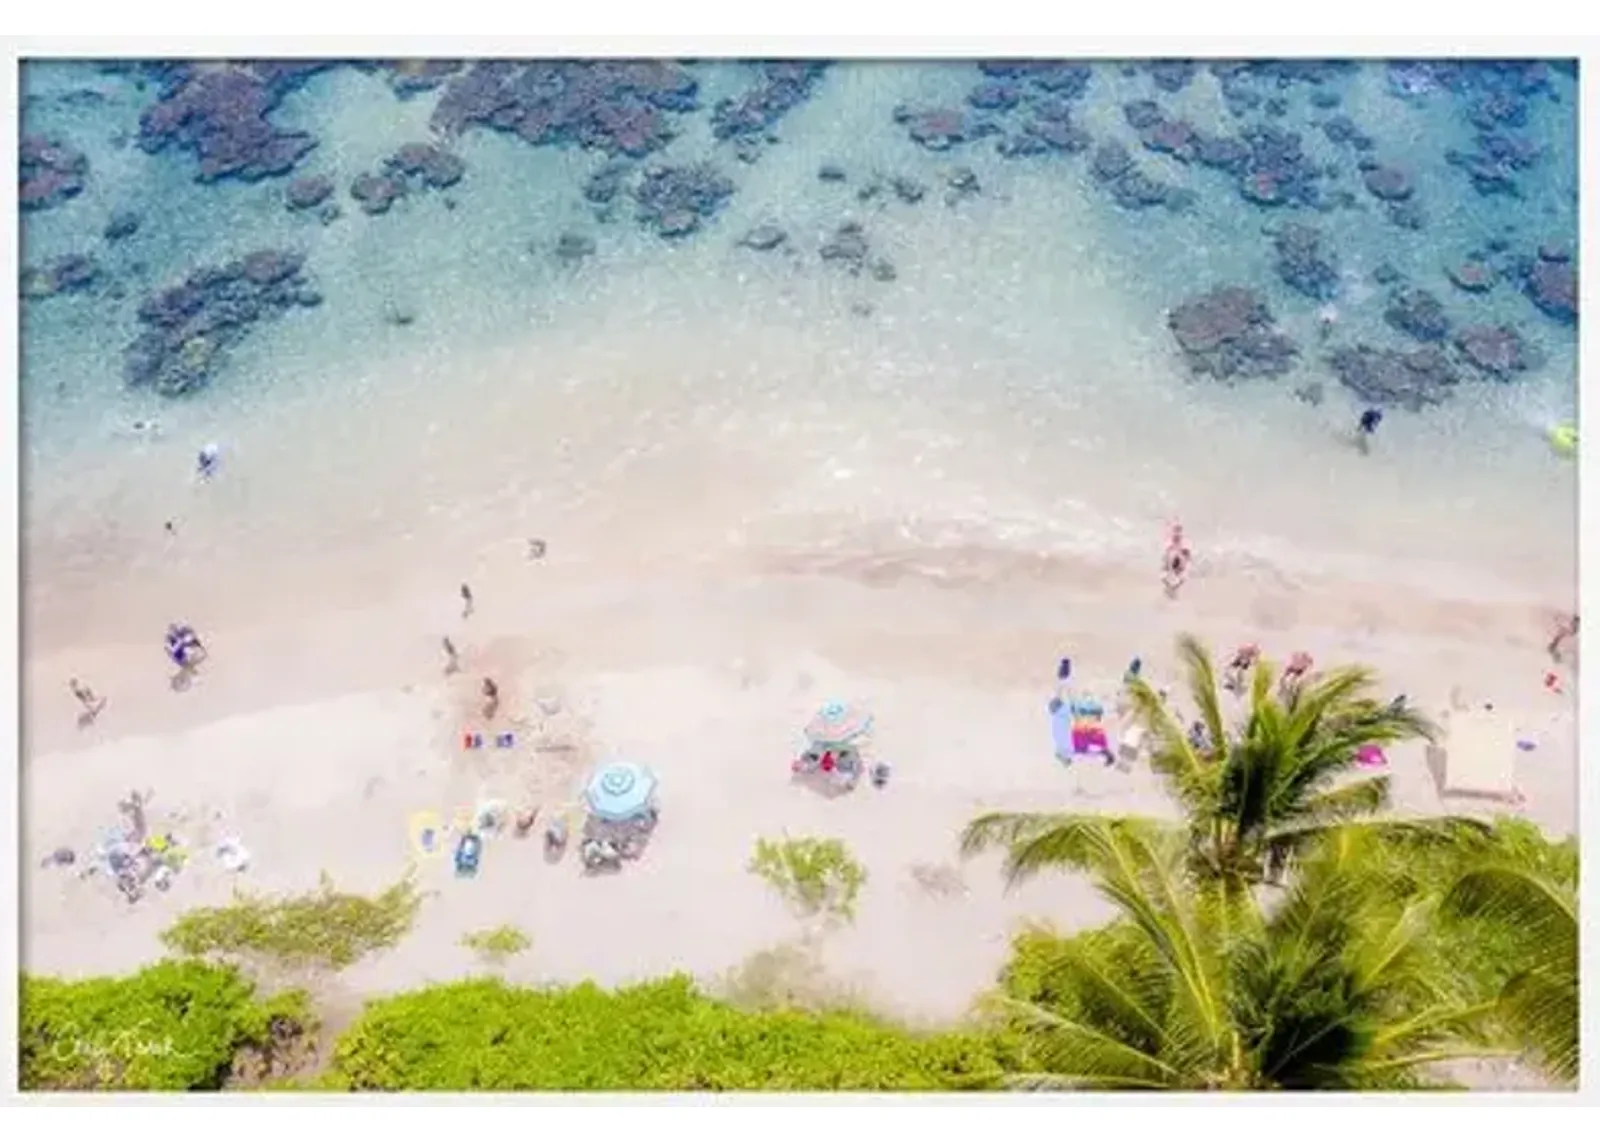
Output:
[[21, 524, 1578, 1028]]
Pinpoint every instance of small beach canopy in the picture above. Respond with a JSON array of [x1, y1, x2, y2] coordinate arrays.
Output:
[[583, 761, 659, 822], [805, 700, 874, 747], [1436, 710, 1519, 801]]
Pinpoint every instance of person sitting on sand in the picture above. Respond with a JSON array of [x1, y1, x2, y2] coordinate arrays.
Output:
[[164, 623, 207, 670], [1280, 651, 1314, 702], [1223, 643, 1260, 694], [1162, 524, 1192, 599]]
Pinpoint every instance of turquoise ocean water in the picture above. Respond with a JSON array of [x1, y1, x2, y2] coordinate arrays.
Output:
[[18, 59, 1579, 650]]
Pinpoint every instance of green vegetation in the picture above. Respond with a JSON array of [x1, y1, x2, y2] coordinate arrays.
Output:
[[161, 873, 421, 971], [749, 836, 867, 922], [17, 640, 1579, 1092], [19, 960, 312, 1091], [961, 636, 1579, 1091], [460, 925, 532, 965], [1443, 854, 1579, 1082], [325, 975, 1017, 1091], [989, 822, 1502, 1090], [962, 634, 1445, 893]]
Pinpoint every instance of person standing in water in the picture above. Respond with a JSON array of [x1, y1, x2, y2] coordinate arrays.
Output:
[[196, 442, 221, 480], [1355, 407, 1383, 455], [1162, 523, 1192, 599]]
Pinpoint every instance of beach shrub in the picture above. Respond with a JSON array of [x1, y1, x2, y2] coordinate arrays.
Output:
[[161, 873, 421, 970], [325, 975, 1018, 1091], [18, 959, 311, 1091], [749, 836, 867, 921], [460, 924, 531, 965]]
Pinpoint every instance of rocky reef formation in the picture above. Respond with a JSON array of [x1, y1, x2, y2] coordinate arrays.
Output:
[[712, 62, 830, 161], [1147, 60, 1198, 93], [1319, 114, 1375, 152], [1454, 324, 1534, 380], [1090, 141, 1193, 211], [431, 61, 699, 158], [366, 59, 466, 97], [103, 210, 142, 242], [284, 173, 335, 211], [817, 221, 896, 281], [1167, 286, 1299, 381], [1272, 224, 1339, 301], [136, 62, 330, 182], [1233, 124, 1328, 208], [1446, 259, 1496, 293], [20, 135, 88, 211], [20, 253, 101, 300], [1327, 344, 1460, 410], [1383, 287, 1452, 342], [350, 173, 407, 215], [384, 142, 465, 189], [632, 163, 734, 237], [1518, 245, 1576, 324], [895, 60, 1094, 157], [122, 249, 321, 397], [893, 104, 1000, 152], [553, 232, 597, 264], [738, 224, 788, 252]]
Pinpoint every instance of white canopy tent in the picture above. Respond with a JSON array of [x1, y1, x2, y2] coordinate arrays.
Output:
[[1433, 709, 1521, 802]]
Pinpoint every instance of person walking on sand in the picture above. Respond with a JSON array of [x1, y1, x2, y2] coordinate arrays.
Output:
[[69, 678, 106, 725], [1223, 643, 1260, 694], [441, 636, 460, 675], [1162, 523, 1192, 599], [460, 583, 475, 619], [1280, 651, 1314, 703], [1547, 613, 1578, 663], [481, 677, 500, 721]]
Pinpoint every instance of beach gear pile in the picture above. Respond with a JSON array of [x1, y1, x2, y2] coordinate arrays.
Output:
[[1051, 694, 1113, 764], [45, 793, 254, 904], [579, 761, 660, 873], [791, 700, 881, 794]]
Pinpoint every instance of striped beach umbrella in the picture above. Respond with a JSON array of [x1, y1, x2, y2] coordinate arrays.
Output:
[[804, 700, 873, 748]]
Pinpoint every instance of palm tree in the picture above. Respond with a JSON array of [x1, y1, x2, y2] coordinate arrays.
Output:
[[990, 821, 1500, 1090], [1442, 865, 1578, 1084], [961, 634, 1441, 892]]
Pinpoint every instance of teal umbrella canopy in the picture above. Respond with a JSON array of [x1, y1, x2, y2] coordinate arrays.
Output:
[[805, 700, 873, 747], [584, 762, 659, 822]]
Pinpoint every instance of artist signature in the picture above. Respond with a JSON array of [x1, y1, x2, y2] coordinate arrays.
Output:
[[47, 1020, 180, 1065]]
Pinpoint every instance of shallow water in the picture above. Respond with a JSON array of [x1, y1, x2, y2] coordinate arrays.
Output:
[[19, 59, 1579, 652]]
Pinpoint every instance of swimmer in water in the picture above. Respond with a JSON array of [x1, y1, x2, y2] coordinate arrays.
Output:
[[196, 442, 221, 479], [1162, 523, 1192, 599], [1317, 303, 1339, 342], [1355, 407, 1383, 454]]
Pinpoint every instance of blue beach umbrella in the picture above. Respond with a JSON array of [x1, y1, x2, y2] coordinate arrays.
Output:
[[804, 700, 873, 748], [583, 762, 659, 822]]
